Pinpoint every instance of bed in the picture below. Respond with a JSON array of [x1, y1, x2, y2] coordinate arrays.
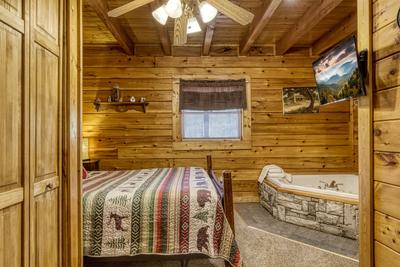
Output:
[[83, 156, 240, 267]]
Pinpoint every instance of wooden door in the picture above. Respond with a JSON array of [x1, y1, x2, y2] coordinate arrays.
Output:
[[29, 0, 63, 266], [0, 0, 29, 267]]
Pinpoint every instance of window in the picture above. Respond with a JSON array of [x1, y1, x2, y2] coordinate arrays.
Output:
[[172, 76, 252, 150], [182, 109, 241, 139]]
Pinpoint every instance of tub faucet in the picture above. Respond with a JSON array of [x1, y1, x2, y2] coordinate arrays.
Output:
[[328, 180, 344, 191], [319, 180, 343, 191]]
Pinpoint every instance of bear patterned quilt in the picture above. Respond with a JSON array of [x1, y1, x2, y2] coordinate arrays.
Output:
[[83, 167, 241, 267]]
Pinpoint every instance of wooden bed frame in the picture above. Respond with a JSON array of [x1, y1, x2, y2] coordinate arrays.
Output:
[[84, 155, 235, 267]]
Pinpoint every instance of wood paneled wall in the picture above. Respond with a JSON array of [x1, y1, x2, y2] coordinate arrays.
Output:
[[372, 0, 400, 264], [83, 46, 358, 202]]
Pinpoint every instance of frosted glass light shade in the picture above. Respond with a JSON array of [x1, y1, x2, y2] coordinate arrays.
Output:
[[165, 0, 183, 18], [152, 5, 168, 25], [199, 1, 218, 23], [187, 17, 201, 34]]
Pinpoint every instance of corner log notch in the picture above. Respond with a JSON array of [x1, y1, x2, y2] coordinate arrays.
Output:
[[275, 0, 344, 55], [87, 0, 135, 55], [150, 0, 172, 55], [312, 11, 357, 55], [240, 0, 283, 55]]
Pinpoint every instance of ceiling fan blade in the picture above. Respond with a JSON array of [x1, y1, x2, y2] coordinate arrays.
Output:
[[174, 14, 188, 46], [206, 0, 254, 25], [108, 0, 155, 17]]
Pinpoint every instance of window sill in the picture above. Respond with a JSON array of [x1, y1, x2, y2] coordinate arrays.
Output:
[[172, 140, 251, 151]]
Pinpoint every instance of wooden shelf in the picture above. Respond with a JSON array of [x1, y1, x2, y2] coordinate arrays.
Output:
[[94, 101, 149, 112]]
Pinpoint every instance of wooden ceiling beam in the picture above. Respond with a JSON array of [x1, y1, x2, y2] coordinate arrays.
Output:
[[239, 0, 283, 55], [202, 20, 216, 56], [150, 1, 172, 56], [87, 0, 135, 55], [275, 0, 344, 55], [312, 11, 357, 55]]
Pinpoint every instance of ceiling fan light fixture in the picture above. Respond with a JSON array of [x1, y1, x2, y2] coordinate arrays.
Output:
[[152, 5, 169, 25], [165, 0, 183, 18], [187, 17, 202, 34], [199, 1, 218, 23]]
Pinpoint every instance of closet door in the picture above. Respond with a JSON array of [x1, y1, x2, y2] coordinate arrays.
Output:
[[0, 1, 29, 267], [29, 0, 63, 266]]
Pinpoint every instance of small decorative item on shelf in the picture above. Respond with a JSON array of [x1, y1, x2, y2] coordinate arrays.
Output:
[[93, 86, 149, 112], [111, 84, 120, 102]]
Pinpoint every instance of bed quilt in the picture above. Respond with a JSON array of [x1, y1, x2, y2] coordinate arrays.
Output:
[[83, 167, 241, 267]]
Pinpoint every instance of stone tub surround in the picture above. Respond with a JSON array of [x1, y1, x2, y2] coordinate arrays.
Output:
[[259, 182, 359, 239]]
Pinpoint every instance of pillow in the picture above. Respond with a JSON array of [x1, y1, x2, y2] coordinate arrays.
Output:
[[82, 166, 88, 179]]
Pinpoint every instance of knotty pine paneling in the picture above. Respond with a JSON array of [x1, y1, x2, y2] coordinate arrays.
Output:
[[374, 211, 400, 253], [375, 241, 400, 266], [373, 0, 400, 262], [83, 46, 358, 202]]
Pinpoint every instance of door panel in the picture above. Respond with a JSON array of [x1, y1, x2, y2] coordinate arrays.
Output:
[[0, 204, 22, 267], [31, 0, 60, 54], [0, 22, 22, 192], [34, 44, 59, 181], [32, 0, 59, 41], [0, 0, 22, 17], [34, 189, 59, 267], [1, 0, 63, 265], [30, 0, 62, 265], [0, 3, 25, 266]]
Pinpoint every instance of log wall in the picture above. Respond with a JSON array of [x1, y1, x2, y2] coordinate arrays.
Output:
[[372, 0, 400, 263], [83, 46, 358, 202]]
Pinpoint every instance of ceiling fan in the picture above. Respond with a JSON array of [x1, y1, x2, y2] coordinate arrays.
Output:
[[107, 0, 255, 45]]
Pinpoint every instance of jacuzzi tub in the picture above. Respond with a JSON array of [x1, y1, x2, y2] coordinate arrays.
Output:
[[259, 173, 359, 239]]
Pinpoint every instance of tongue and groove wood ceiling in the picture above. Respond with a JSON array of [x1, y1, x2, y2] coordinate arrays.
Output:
[[83, 0, 357, 56]]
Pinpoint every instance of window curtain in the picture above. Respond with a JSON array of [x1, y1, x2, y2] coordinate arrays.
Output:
[[179, 79, 247, 111]]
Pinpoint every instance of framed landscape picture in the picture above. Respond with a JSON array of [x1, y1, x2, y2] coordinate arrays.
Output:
[[282, 87, 320, 114], [313, 36, 365, 105]]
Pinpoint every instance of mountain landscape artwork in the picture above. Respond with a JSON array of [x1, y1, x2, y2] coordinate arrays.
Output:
[[313, 36, 364, 105]]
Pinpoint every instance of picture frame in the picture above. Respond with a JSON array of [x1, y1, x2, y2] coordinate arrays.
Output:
[[282, 87, 320, 115]]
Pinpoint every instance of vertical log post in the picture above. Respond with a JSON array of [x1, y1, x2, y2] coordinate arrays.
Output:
[[223, 171, 235, 234]]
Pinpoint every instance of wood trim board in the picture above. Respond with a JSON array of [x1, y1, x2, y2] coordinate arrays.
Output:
[[357, 0, 374, 265]]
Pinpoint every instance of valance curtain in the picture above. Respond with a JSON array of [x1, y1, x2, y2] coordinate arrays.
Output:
[[179, 79, 247, 111]]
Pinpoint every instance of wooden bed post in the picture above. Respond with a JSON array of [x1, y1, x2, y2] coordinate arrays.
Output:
[[223, 171, 235, 233], [206, 155, 235, 234], [207, 155, 212, 174]]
